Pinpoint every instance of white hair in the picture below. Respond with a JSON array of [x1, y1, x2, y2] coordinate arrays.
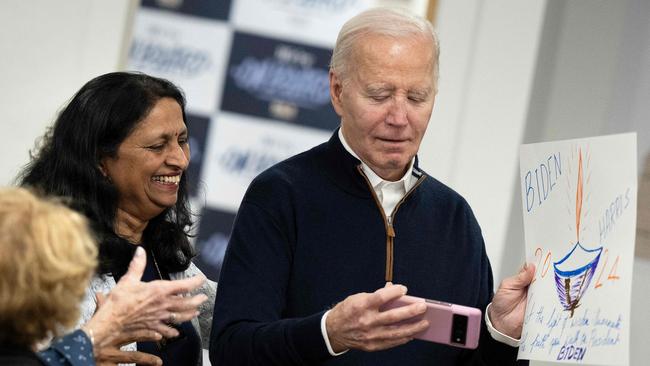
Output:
[[330, 7, 440, 84]]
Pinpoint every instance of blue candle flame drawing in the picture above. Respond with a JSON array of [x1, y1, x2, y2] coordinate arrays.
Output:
[[553, 148, 603, 317]]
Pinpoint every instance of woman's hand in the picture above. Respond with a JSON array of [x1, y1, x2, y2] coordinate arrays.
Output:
[[82, 246, 208, 362], [92, 329, 163, 366]]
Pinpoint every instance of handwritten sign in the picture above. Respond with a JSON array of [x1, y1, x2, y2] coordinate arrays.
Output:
[[518, 133, 637, 365]]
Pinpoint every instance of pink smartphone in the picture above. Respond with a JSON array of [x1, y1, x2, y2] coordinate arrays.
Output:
[[380, 295, 482, 349]]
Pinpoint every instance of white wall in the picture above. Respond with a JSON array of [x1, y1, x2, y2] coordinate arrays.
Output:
[[0, 0, 136, 185], [419, 0, 548, 279], [502, 0, 650, 365]]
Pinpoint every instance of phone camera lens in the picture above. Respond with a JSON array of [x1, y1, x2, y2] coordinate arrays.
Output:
[[451, 314, 468, 345]]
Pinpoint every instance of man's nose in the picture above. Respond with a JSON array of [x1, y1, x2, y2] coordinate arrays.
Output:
[[386, 98, 408, 126]]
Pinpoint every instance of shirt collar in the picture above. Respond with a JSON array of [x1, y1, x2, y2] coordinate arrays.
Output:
[[337, 128, 416, 191]]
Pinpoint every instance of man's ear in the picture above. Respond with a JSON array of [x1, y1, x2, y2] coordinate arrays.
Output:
[[329, 70, 344, 117]]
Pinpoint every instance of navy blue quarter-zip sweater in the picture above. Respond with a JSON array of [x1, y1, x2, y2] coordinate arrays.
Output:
[[210, 131, 522, 365]]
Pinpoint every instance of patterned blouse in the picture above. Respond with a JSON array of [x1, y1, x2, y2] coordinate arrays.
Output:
[[37, 330, 95, 366]]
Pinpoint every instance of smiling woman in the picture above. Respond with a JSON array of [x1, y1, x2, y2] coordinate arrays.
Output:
[[99, 97, 191, 230], [17, 72, 216, 366]]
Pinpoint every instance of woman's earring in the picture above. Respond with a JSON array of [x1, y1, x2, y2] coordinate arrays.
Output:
[[98, 165, 112, 183]]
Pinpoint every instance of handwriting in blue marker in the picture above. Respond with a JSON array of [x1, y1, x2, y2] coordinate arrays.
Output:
[[524, 300, 536, 325], [533, 304, 545, 324], [598, 188, 631, 245], [564, 329, 588, 346], [590, 328, 620, 347], [531, 333, 549, 351], [557, 345, 587, 361], [593, 309, 622, 329], [549, 337, 561, 355], [570, 309, 590, 328], [523, 152, 562, 213], [520, 332, 528, 353], [545, 307, 560, 329]]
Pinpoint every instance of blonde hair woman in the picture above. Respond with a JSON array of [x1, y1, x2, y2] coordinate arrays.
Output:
[[0, 188, 207, 366]]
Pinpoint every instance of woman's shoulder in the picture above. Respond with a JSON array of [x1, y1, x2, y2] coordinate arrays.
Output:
[[170, 263, 217, 296], [88, 273, 117, 291], [170, 262, 217, 349], [170, 262, 217, 310], [170, 261, 202, 278]]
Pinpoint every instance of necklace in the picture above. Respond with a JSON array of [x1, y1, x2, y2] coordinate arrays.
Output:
[[149, 248, 184, 350], [150, 249, 164, 280]]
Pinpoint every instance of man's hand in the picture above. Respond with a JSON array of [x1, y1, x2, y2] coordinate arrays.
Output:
[[325, 283, 428, 353], [489, 263, 536, 339], [93, 329, 163, 366]]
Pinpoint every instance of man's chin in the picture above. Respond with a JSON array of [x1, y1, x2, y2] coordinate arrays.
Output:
[[382, 155, 412, 169], [371, 158, 411, 180]]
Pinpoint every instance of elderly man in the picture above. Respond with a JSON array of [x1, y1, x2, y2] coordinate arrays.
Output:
[[210, 7, 534, 365]]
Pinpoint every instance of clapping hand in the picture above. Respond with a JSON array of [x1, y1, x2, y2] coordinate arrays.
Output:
[[82, 246, 208, 365]]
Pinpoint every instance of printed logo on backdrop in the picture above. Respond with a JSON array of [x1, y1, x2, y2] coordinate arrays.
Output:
[[201, 114, 331, 211], [141, 0, 232, 21], [261, 0, 361, 13], [193, 208, 237, 281], [231, 0, 371, 47], [128, 8, 231, 115], [185, 114, 210, 198], [220, 32, 339, 131], [130, 31, 211, 77], [219, 133, 298, 181]]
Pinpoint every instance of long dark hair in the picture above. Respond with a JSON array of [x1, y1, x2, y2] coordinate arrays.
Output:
[[18, 72, 195, 276]]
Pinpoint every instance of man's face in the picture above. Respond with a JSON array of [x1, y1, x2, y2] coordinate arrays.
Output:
[[330, 33, 436, 181]]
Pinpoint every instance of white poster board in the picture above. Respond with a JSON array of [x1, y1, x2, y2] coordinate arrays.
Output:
[[518, 133, 637, 365]]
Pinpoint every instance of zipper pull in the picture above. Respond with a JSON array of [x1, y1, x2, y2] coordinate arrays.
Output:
[[385, 224, 395, 282]]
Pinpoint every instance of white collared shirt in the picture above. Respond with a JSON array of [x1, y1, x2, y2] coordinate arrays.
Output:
[[320, 129, 519, 356], [337, 128, 416, 223]]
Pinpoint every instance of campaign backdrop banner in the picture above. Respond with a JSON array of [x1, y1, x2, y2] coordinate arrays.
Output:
[[185, 113, 211, 198], [128, 8, 232, 115], [127, 0, 374, 281], [231, 0, 371, 47], [202, 112, 331, 211], [193, 208, 237, 281], [142, 0, 232, 21], [221, 31, 338, 130]]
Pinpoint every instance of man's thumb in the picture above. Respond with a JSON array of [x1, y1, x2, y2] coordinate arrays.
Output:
[[517, 262, 536, 286]]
